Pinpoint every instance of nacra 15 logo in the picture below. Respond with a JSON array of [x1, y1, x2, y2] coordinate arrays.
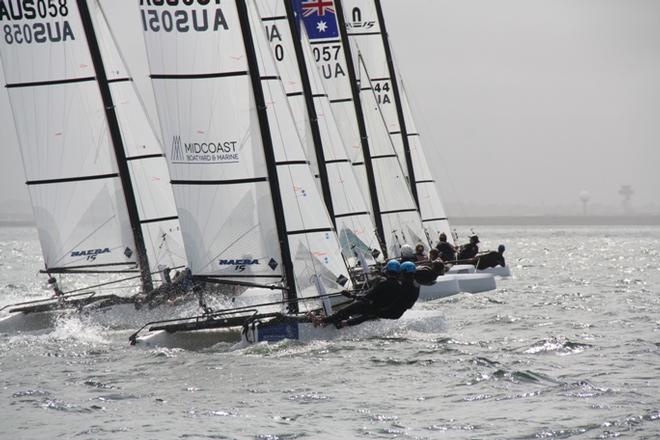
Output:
[[219, 259, 259, 273], [71, 247, 111, 261]]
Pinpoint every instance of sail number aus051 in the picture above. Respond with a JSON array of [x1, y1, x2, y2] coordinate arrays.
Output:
[[139, 1, 229, 33], [1, 0, 73, 45]]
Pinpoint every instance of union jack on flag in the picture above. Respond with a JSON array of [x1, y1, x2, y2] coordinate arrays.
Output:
[[301, 0, 335, 17], [295, 0, 339, 40]]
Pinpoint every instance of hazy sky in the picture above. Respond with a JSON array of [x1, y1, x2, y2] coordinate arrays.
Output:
[[1, 0, 659, 216]]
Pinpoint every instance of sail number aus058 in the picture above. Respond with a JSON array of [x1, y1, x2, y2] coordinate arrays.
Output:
[[1, 1, 73, 45]]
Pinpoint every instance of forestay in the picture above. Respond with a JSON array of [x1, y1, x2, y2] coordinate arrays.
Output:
[[0, 0, 184, 278], [253, 0, 383, 264], [139, 0, 350, 304], [343, 0, 453, 244]]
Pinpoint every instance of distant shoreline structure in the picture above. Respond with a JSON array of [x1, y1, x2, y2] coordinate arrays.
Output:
[[2, 215, 659, 229], [0, 219, 35, 227], [451, 215, 660, 226]]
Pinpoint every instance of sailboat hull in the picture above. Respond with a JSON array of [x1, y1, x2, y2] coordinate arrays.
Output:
[[446, 264, 513, 278], [0, 311, 56, 334], [132, 309, 446, 350], [416, 273, 497, 301]]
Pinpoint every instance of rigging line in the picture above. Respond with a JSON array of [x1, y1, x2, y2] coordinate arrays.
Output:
[[50, 214, 119, 268], [199, 222, 262, 275]]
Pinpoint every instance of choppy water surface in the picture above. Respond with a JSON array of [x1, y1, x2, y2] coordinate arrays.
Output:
[[1, 226, 659, 439]]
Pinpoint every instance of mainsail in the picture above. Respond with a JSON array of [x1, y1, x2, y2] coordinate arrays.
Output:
[[343, 0, 454, 244], [138, 0, 350, 309], [293, 0, 428, 257], [0, 0, 185, 290], [253, 0, 383, 264]]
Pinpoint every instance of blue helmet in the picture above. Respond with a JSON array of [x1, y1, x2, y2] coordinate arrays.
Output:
[[385, 259, 401, 273], [400, 261, 417, 273]]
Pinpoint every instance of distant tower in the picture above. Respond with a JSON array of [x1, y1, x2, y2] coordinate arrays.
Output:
[[619, 185, 634, 214], [579, 190, 590, 215]]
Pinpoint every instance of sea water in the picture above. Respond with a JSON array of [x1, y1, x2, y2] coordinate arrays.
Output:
[[1, 225, 659, 439]]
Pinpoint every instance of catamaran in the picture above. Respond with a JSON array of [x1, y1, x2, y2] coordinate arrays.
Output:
[[130, 0, 480, 348], [0, 0, 189, 333]]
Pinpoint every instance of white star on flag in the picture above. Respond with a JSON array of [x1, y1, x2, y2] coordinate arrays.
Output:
[[316, 20, 328, 32]]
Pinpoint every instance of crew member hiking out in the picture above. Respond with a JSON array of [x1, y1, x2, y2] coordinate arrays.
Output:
[[381, 261, 420, 319], [475, 244, 506, 270], [309, 260, 405, 328]]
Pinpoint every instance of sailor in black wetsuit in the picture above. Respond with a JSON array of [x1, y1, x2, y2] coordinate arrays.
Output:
[[435, 232, 456, 262], [311, 260, 403, 328], [475, 244, 506, 270], [380, 261, 419, 319], [457, 234, 480, 260]]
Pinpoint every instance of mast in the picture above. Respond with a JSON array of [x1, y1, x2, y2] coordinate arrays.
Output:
[[237, 0, 298, 313], [76, 0, 153, 292], [373, 0, 419, 208], [283, 0, 335, 225], [333, 0, 386, 253]]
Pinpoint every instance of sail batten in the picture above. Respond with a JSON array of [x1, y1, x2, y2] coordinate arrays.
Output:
[[138, 0, 351, 306], [0, 0, 186, 279], [254, 0, 384, 264], [343, 0, 453, 246], [290, 0, 429, 257]]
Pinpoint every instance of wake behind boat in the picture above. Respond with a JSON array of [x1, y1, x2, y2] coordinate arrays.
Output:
[[0, 0, 188, 334]]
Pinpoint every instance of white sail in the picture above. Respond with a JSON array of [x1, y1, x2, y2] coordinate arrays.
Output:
[[343, 0, 454, 245], [356, 57, 428, 255], [0, 1, 139, 272], [91, 2, 187, 271], [139, 0, 350, 302], [253, 0, 383, 263], [399, 81, 453, 243], [247, 0, 351, 299], [139, 1, 283, 284], [294, 0, 428, 256]]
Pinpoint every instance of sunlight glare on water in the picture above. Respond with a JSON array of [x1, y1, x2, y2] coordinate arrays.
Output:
[[1, 225, 659, 439]]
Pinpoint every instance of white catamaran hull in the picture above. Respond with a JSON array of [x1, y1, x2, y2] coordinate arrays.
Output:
[[417, 273, 497, 301], [446, 264, 513, 278], [0, 302, 139, 334], [0, 311, 56, 334], [133, 309, 446, 350]]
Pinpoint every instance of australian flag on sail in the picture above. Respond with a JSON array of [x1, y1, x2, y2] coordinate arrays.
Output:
[[293, 0, 339, 40]]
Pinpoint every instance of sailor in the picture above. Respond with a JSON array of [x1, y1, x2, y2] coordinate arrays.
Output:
[[386, 261, 420, 318], [475, 244, 506, 270], [427, 248, 446, 276], [435, 232, 456, 261], [414, 243, 428, 262], [457, 234, 480, 260], [310, 259, 403, 328], [400, 244, 416, 262], [137, 267, 194, 307]]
